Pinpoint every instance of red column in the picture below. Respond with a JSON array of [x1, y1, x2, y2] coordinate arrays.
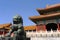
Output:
[[58, 23, 60, 31], [43, 24, 46, 31]]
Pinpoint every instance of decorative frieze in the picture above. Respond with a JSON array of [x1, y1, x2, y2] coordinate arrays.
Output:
[[58, 19, 60, 23], [36, 21, 44, 25], [45, 19, 57, 24], [36, 19, 58, 25]]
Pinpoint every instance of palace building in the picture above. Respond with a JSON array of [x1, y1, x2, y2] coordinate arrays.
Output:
[[0, 4, 60, 40], [0, 23, 11, 37], [25, 4, 60, 40], [29, 4, 60, 31]]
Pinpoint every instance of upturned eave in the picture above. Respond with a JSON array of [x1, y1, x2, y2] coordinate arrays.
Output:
[[29, 13, 60, 24], [37, 4, 60, 15]]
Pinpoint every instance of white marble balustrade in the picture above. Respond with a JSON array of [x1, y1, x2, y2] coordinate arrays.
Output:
[[26, 30, 60, 37]]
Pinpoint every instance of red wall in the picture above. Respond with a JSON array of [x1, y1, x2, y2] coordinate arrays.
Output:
[[36, 24, 46, 31], [36, 23, 60, 31], [58, 23, 60, 30]]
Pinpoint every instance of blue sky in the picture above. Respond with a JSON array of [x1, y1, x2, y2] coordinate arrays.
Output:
[[0, 0, 60, 26]]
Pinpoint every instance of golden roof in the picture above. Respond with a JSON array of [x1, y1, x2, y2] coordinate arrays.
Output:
[[24, 25, 36, 30], [37, 4, 60, 15], [0, 23, 36, 31], [0, 23, 11, 29]]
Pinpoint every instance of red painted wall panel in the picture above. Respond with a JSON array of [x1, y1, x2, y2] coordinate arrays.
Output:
[[36, 24, 46, 31], [58, 23, 60, 30]]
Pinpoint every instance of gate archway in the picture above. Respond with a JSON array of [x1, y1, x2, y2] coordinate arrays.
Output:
[[46, 23, 58, 31]]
